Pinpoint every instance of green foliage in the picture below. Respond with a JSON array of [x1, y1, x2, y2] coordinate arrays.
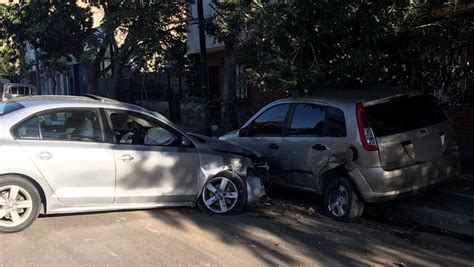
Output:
[[0, 1, 93, 78], [215, 0, 474, 103], [0, 39, 21, 75], [0, 1, 187, 95], [84, 1, 187, 73], [206, 0, 252, 46]]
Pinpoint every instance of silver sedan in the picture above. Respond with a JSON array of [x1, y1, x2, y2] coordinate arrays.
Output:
[[0, 95, 266, 233]]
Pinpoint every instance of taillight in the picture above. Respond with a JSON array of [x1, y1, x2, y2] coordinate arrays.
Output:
[[356, 103, 378, 151]]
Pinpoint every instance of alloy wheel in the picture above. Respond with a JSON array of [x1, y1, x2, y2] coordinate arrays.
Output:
[[0, 185, 34, 228], [327, 185, 349, 217], [202, 177, 239, 213]]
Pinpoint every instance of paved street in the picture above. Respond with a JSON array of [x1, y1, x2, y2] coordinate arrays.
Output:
[[3, 204, 474, 266]]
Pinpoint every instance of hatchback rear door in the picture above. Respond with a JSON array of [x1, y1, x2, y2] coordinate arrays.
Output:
[[364, 94, 455, 170], [278, 103, 349, 191]]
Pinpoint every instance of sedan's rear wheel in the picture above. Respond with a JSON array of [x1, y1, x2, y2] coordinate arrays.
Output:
[[198, 173, 247, 214], [0, 176, 41, 233]]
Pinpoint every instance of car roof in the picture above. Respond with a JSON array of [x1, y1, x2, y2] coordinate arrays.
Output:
[[11, 95, 147, 113], [272, 87, 421, 105]]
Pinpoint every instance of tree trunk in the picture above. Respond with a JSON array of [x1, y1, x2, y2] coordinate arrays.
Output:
[[175, 75, 182, 123], [108, 60, 122, 99], [49, 71, 57, 95], [220, 41, 238, 133], [168, 72, 182, 123], [85, 62, 99, 95], [83, 44, 108, 96], [34, 48, 42, 95]]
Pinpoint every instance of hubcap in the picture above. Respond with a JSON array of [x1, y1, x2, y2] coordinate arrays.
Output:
[[328, 185, 349, 217], [0, 185, 33, 228], [202, 177, 239, 213]]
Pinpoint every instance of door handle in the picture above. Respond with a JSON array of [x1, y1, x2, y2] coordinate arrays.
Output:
[[312, 144, 328, 151], [36, 152, 53, 160], [268, 143, 279, 150], [120, 154, 134, 162]]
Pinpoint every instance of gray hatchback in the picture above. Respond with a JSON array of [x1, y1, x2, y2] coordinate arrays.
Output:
[[220, 88, 461, 221]]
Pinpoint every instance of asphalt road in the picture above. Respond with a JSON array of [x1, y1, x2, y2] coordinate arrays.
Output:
[[2, 205, 474, 266]]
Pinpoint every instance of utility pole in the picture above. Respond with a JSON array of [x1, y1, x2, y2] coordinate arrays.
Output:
[[197, 0, 211, 136]]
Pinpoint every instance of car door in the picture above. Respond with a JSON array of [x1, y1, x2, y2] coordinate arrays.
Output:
[[12, 108, 115, 206], [276, 103, 329, 190], [106, 110, 200, 204], [237, 103, 290, 183]]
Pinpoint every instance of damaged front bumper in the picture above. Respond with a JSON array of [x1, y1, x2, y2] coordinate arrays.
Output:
[[246, 175, 266, 206], [244, 161, 269, 205]]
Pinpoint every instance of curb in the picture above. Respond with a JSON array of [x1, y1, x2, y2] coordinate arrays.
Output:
[[395, 203, 474, 238], [459, 174, 474, 181]]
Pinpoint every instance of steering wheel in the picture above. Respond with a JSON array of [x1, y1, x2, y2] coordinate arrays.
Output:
[[120, 126, 140, 144]]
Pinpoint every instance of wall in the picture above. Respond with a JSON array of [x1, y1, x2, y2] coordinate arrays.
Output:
[[186, 0, 224, 55]]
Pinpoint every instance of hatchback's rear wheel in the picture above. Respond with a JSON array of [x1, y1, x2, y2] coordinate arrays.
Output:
[[198, 173, 247, 214], [324, 177, 364, 221], [0, 176, 41, 233]]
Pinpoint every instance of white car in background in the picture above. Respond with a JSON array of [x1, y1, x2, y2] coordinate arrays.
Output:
[[2, 83, 37, 101]]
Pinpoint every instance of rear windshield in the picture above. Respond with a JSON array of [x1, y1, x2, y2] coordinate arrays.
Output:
[[365, 95, 447, 137], [0, 102, 24, 115]]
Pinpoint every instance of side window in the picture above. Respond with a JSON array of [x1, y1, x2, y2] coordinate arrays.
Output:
[[328, 106, 347, 137], [251, 104, 289, 136], [289, 103, 325, 136], [13, 117, 40, 140], [109, 112, 179, 146], [38, 110, 103, 142]]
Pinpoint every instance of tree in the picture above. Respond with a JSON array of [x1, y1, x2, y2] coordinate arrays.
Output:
[[82, 1, 187, 98], [235, 0, 473, 103], [206, 0, 252, 133], [0, 39, 21, 76], [0, 1, 93, 93], [1, 1, 187, 99]]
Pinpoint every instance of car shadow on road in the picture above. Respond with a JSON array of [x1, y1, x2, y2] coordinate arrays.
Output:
[[144, 204, 474, 266]]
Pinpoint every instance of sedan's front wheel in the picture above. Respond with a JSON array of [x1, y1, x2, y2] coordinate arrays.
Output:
[[198, 172, 247, 214], [0, 176, 41, 233]]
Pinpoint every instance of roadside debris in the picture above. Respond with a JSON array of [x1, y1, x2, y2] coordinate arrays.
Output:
[[392, 262, 406, 267]]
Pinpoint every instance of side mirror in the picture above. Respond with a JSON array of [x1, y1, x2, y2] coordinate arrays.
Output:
[[181, 136, 193, 148], [239, 127, 251, 137]]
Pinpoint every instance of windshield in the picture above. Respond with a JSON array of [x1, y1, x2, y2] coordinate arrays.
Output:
[[365, 95, 447, 137], [0, 102, 24, 115]]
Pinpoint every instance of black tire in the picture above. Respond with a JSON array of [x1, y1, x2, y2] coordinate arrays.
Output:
[[197, 172, 247, 215], [0, 176, 41, 233], [323, 176, 364, 222]]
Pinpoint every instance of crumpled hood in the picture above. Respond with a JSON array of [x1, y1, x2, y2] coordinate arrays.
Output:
[[189, 133, 262, 158]]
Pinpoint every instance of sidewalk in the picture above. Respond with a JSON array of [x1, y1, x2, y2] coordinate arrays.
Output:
[[394, 174, 474, 238]]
